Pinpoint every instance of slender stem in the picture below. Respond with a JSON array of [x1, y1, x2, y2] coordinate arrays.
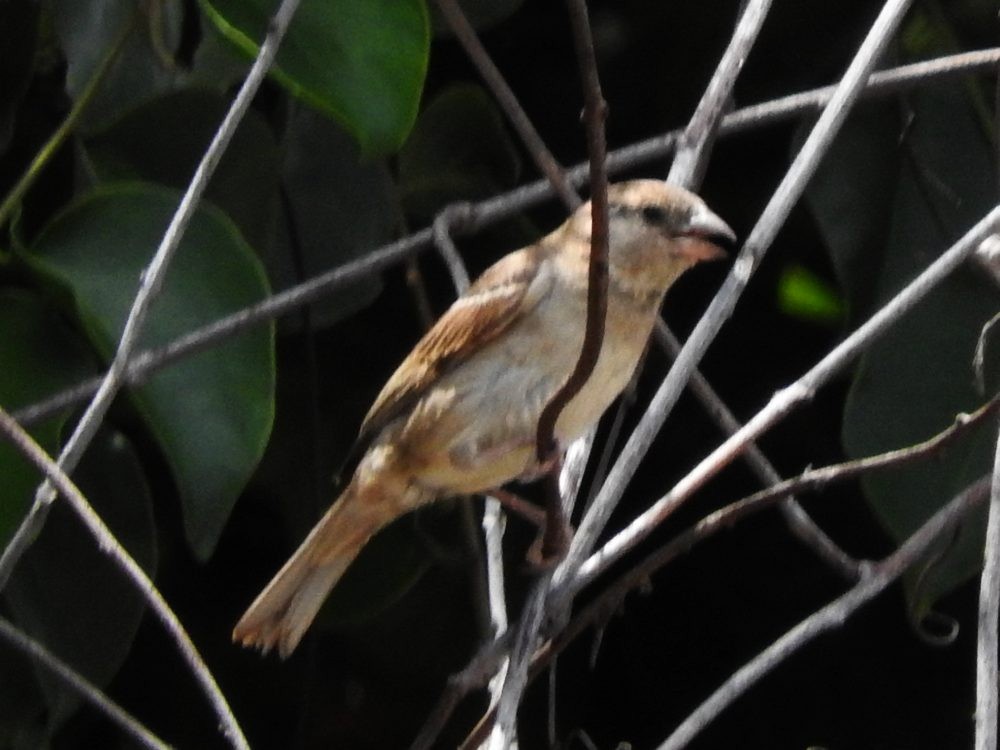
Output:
[[491, 2, 610, 745], [0, 615, 170, 750], [976, 418, 1000, 750], [0, 407, 248, 749], [0, 13, 136, 231]]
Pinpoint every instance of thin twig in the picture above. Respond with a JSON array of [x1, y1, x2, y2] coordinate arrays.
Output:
[[0, 615, 171, 750], [653, 320, 862, 579], [658, 476, 992, 750], [434, 0, 581, 211], [491, 1, 610, 744], [0, 407, 248, 749], [13, 48, 1000, 431], [567, 199, 1000, 598], [0, 0, 302, 594], [667, 0, 772, 189], [458, 399, 999, 746], [430, 205, 511, 709], [976, 417, 1000, 750], [553, 0, 917, 602]]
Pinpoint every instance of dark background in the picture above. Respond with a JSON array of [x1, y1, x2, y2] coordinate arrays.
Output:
[[3, 0, 993, 747]]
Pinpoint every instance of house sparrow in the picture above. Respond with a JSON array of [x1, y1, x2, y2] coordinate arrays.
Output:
[[233, 180, 734, 657]]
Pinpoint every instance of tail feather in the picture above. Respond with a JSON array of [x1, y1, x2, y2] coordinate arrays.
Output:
[[233, 481, 380, 658]]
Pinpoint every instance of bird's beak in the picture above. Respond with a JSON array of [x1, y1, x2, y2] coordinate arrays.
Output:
[[677, 205, 736, 262]]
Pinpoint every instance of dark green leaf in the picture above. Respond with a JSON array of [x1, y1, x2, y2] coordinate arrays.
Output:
[[398, 83, 521, 220], [806, 85, 1000, 618], [50, 0, 185, 132], [5, 428, 155, 732], [0, 290, 95, 548], [27, 183, 275, 560], [269, 106, 397, 329], [0, 291, 93, 745], [86, 88, 280, 253], [200, 0, 429, 154]]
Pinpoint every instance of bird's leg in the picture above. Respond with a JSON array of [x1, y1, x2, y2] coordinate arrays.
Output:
[[489, 488, 546, 528], [524, 451, 572, 569]]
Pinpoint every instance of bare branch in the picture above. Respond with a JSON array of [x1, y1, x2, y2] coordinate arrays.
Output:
[[658, 476, 991, 750], [0, 0, 307, 741], [653, 320, 862, 579], [977, 418, 1000, 750], [667, 0, 772, 188], [457, 399, 999, 744], [0, 615, 170, 750], [0, 407, 248, 749], [0, 0, 304, 599]]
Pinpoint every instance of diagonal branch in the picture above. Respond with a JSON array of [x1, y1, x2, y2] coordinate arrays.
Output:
[[0, 406, 248, 749], [667, 0, 772, 189], [0, 615, 170, 750], [653, 320, 862, 579]]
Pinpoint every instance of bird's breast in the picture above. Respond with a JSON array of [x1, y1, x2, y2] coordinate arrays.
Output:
[[385, 277, 661, 495]]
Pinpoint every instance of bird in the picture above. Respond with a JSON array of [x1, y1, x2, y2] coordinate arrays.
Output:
[[233, 179, 734, 657]]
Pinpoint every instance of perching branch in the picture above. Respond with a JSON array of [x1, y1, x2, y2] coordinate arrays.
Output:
[[457, 398, 998, 746], [0, 407, 248, 749], [491, 1, 610, 745]]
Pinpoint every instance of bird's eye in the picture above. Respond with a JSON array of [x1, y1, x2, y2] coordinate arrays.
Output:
[[641, 205, 669, 225]]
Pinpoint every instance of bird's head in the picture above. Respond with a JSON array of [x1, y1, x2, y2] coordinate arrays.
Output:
[[564, 179, 734, 290]]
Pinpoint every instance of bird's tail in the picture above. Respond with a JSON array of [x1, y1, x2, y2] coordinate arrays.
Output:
[[232, 478, 384, 658]]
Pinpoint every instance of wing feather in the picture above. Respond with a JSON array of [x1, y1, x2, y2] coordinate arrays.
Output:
[[357, 245, 549, 442]]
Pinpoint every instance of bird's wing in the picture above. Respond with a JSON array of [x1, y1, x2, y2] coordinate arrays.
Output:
[[357, 245, 551, 443]]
